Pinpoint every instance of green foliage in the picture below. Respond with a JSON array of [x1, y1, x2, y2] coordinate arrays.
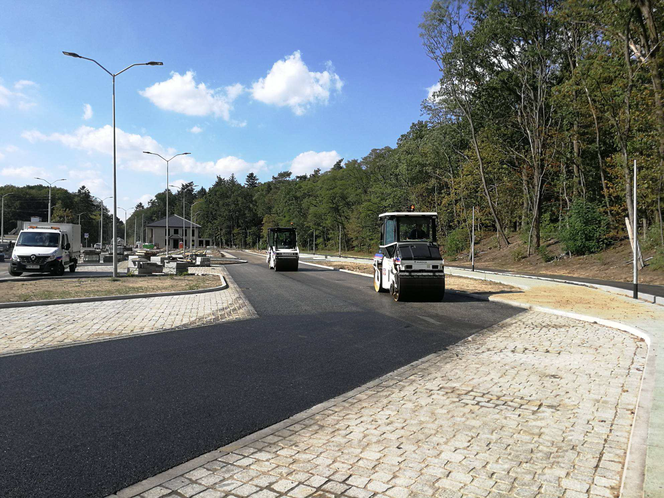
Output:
[[559, 200, 610, 255], [445, 228, 469, 257], [511, 246, 526, 262], [650, 248, 664, 271], [537, 245, 554, 263]]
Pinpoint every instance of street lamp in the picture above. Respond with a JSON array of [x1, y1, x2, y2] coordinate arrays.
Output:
[[1, 193, 11, 243], [99, 196, 113, 250], [118, 207, 129, 246], [170, 183, 198, 252], [64, 51, 163, 278], [35, 177, 66, 223], [143, 151, 190, 256], [191, 199, 204, 251]]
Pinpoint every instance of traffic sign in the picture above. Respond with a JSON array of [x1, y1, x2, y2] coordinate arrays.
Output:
[[84, 233, 89, 239]]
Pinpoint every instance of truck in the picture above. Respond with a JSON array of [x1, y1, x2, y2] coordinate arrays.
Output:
[[9, 223, 81, 276], [373, 210, 445, 301], [266, 227, 299, 271]]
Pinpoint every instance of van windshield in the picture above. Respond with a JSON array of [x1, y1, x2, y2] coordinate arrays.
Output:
[[17, 231, 59, 247]]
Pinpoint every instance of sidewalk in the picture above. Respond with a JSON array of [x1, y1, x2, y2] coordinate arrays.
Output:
[[114, 268, 663, 498]]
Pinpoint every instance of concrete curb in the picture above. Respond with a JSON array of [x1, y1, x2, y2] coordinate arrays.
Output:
[[0, 274, 228, 309]]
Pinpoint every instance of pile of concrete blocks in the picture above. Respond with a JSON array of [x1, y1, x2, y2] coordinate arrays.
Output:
[[128, 261, 163, 275], [164, 261, 192, 275], [82, 250, 100, 263], [150, 256, 166, 265], [195, 256, 211, 267]]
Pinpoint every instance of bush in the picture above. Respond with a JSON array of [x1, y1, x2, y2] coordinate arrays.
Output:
[[537, 245, 554, 263], [559, 200, 609, 256], [445, 228, 469, 257], [511, 246, 526, 262], [651, 248, 664, 271]]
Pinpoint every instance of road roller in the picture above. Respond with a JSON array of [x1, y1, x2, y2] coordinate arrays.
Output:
[[372, 210, 445, 301], [266, 227, 299, 271]]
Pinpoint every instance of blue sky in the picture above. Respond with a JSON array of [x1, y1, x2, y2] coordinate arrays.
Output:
[[0, 1, 439, 210]]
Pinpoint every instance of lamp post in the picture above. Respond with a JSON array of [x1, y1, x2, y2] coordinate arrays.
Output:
[[35, 177, 66, 223], [171, 183, 198, 252], [191, 199, 204, 251], [63, 51, 163, 278], [118, 207, 128, 246], [1, 193, 11, 243], [144, 152, 190, 256], [99, 196, 113, 250]]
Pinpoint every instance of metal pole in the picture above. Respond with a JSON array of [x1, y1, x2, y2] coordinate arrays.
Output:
[[166, 160, 169, 256], [472, 206, 475, 272], [134, 215, 136, 246], [338, 225, 341, 257], [112, 74, 118, 278], [183, 199, 186, 252], [313, 229, 316, 254], [1, 193, 10, 243], [141, 212, 144, 247], [100, 202, 103, 247], [48, 185, 52, 223], [633, 159, 638, 299]]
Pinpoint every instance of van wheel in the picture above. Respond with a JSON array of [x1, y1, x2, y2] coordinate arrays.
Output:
[[54, 262, 65, 276], [9, 269, 22, 277]]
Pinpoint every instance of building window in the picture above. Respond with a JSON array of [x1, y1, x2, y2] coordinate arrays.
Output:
[[173, 228, 179, 235]]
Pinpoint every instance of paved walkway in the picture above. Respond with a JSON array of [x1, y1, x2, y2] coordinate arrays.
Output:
[[117, 312, 646, 498], [0, 267, 256, 356]]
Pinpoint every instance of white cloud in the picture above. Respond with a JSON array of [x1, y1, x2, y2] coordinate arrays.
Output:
[[0, 79, 38, 109], [83, 104, 93, 120], [140, 71, 243, 120], [427, 82, 441, 100], [290, 150, 341, 176], [22, 125, 167, 173], [5, 145, 19, 153], [189, 125, 203, 134], [251, 51, 343, 115], [0, 165, 48, 179], [136, 194, 154, 207], [178, 155, 267, 177], [68, 168, 111, 198], [0, 152, 4, 161], [14, 80, 38, 90], [22, 125, 266, 179]]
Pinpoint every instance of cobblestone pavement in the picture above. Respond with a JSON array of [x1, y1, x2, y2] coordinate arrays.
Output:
[[0, 267, 256, 356], [127, 312, 646, 498]]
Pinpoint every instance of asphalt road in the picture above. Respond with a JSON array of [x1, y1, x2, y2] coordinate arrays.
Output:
[[0, 251, 520, 497]]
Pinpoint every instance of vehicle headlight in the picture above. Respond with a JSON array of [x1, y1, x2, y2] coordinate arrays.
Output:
[[11, 253, 19, 261], [46, 254, 56, 261]]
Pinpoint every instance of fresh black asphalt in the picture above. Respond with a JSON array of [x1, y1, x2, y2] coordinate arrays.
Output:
[[0, 251, 520, 497]]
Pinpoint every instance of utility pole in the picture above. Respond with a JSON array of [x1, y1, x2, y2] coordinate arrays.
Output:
[[141, 211, 144, 247], [338, 225, 342, 257], [633, 159, 638, 299], [313, 228, 316, 254], [1, 193, 11, 244], [471, 206, 475, 272], [133, 216, 137, 246]]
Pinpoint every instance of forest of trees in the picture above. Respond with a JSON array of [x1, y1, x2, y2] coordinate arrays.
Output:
[[189, 0, 664, 260], [3, 0, 664, 264]]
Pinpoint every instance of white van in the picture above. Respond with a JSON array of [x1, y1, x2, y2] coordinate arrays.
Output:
[[10, 223, 81, 276]]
